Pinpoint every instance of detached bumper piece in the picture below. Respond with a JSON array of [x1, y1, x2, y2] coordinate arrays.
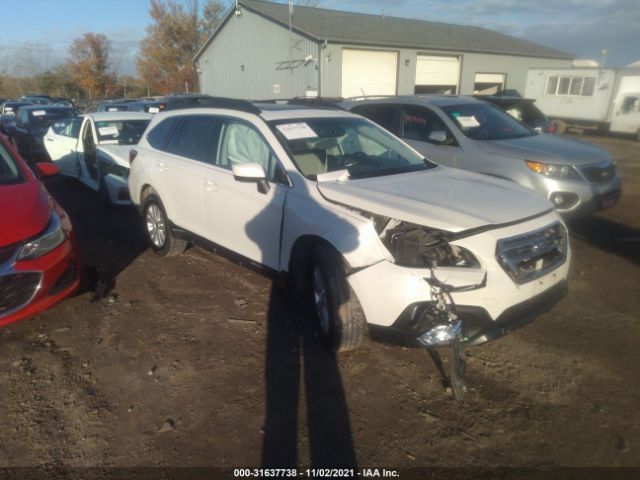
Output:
[[382, 281, 567, 347], [0, 272, 42, 318]]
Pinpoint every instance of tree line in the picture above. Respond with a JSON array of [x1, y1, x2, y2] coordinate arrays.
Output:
[[0, 0, 227, 100]]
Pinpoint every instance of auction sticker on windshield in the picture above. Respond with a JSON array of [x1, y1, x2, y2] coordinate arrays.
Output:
[[32, 110, 47, 117], [98, 126, 119, 137], [456, 115, 480, 128], [276, 122, 317, 140], [148, 107, 160, 113]]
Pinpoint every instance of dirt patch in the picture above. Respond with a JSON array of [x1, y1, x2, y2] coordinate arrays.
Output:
[[1, 134, 639, 471]]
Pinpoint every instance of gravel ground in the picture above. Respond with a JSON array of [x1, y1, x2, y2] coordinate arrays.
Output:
[[0, 133, 638, 478]]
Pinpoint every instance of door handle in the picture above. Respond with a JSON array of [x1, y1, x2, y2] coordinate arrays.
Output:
[[204, 179, 218, 192], [157, 162, 168, 172], [46, 137, 53, 141]]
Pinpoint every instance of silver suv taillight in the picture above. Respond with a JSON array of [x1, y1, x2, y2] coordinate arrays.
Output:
[[496, 222, 567, 284]]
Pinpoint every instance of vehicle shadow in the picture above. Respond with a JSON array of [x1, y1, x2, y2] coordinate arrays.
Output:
[[245, 175, 359, 468], [43, 175, 148, 299], [568, 215, 640, 266]]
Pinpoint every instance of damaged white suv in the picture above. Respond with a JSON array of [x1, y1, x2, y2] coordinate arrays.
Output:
[[128, 99, 570, 353]]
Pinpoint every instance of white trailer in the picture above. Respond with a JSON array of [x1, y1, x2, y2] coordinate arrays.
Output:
[[524, 67, 640, 140]]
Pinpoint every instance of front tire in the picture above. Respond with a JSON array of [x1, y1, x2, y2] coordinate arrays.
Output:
[[143, 195, 186, 257], [309, 244, 366, 352]]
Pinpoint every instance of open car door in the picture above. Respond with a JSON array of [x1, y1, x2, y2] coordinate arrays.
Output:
[[44, 116, 82, 177]]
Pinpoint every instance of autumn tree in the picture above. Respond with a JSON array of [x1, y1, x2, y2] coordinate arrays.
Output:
[[137, 0, 201, 95], [136, 0, 231, 95], [68, 33, 115, 98], [200, 0, 227, 39]]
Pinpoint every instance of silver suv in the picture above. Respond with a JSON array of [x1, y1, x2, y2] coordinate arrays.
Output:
[[342, 96, 621, 218]]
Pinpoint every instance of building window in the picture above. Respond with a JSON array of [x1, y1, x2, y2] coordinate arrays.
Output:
[[545, 75, 596, 97]]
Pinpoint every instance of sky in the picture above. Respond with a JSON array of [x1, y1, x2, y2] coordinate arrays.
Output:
[[0, 0, 638, 77]]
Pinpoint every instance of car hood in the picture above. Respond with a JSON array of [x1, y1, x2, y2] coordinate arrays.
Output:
[[476, 134, 612, 165], [0, 181, 50, 247], [317, 166, 553, 232], [97, 144, 133, 168]]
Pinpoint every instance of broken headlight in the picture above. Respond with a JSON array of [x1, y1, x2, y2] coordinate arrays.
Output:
[[382, 221, 480, 268]]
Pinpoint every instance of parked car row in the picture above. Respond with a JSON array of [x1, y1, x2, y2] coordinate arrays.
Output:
[[4, 93, 621, 395], [96, 93, 215, 114]]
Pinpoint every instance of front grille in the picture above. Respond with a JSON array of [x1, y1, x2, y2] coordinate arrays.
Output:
[[0, 272, 42, 317], [579, 161, 616, 184], [496, 222, 568, 284]]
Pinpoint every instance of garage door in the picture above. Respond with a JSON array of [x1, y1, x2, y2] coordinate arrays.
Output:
[[474, 73, 506, 94], [341, 49, 398, 98], [415, 55, 459, 94]]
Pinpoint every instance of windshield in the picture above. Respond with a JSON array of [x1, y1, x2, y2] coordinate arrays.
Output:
[[95, 119, 150, 145], [271, 117, 436, 179], [442, 103, 536, 140], [28, 109, 75, 128], [0, 141, 24, 185]]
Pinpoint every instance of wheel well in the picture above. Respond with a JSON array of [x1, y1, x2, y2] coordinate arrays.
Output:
[[288, 235, 337, 296], [138, 184, 156, 215]]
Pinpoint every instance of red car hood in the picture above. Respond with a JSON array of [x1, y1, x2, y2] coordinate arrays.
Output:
[[0, 181, 51, 247]]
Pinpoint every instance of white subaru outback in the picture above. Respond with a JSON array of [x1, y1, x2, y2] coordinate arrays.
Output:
[[128, 99, 570, 353]]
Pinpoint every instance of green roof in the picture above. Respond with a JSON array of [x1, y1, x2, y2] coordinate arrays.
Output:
[[222, 0, 573, 60]]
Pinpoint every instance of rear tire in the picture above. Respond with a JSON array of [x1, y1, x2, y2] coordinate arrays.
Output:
[[309, 244, 366, 352], [143, 194, 186, 257]]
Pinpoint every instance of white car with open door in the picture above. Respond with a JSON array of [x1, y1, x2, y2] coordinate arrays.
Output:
[[44, 111, 152, 205]]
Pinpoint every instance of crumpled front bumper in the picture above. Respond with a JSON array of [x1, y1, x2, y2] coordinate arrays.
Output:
[[347, 211, 570, 346]]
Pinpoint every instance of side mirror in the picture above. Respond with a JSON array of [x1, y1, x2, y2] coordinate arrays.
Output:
[[428, 130, 448, 144], [36, 162, 60, 179], [232, 162, 270, 194], [232, 162, 266, 181]]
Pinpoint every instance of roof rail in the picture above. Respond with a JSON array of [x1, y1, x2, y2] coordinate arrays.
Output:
[[255, 97, 344, 110], [345, 95, 397, 102], [163, 96, 262, 114]]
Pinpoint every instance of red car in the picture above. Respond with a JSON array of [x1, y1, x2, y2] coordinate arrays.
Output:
[[0, 134, 79, 327]]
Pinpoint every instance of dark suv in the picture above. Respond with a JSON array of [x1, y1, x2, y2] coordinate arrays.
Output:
[[475, 94, 554, 134], [12, 105, 77, 165]]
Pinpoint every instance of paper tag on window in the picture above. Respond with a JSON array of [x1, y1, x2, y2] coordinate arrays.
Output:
[[32, 110, 47, 116], [148, 107, 159, 113], [456, 115, 480, 128], [276, 122, 317, 140], [108, 107, 118, 112], [98, 126, 119, 137]]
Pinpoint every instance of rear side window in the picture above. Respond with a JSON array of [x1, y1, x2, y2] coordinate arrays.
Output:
[[352, 104, 399, 134], [147, 117, 179, 150], [164, 116, 221, 164]]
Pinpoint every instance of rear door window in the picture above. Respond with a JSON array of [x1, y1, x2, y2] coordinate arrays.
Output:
[[164, 116, 221, 164]]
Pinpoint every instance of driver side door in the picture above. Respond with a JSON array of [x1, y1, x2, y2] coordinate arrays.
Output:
[[77, 118, 99, 189]]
